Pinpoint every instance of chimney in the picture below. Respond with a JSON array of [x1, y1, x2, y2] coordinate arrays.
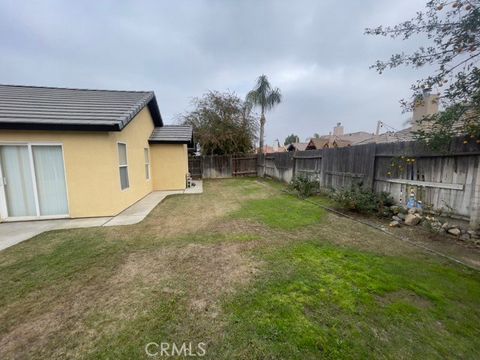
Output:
[[376, 121, 382, 136], [333, 122, 344, 136], [412, 90, 439, 132]]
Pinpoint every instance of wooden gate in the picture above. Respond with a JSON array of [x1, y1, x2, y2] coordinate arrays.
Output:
[[232, 155, 257, 176], [188, 156, 202, 179]]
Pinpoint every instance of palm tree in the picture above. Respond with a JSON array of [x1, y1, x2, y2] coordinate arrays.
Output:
[[246, 75, 282, 153]]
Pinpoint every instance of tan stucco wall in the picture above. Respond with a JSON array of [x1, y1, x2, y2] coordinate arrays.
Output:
[[150, 144, 188, 191], [0, 108, 163, 218]]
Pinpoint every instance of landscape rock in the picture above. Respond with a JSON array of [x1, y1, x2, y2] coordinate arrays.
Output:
[[397, 213, 406, 220], [408, 208, 417, 215], [447, 227, 461, 236], [390, 205, 400, 214], [442, 222, 451, 230], [405, 214, 421, 226], [429, 221, 443, 233], [389, 221, 400, 228], [459, 234, 470, 242], [392, 216, 402, 222], [468, 230, 480, 239]]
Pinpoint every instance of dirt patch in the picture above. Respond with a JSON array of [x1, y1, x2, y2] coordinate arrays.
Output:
[[376, 289, 432, 309], [0, 256, 173, 358], [0, 240, 260, 359], [208, 218, 274, 239], [135, 180, 275, 240], [165, 242, 260, 317]]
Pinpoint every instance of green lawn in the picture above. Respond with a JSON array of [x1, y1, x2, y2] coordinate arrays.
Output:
[[0, 178, 479, 359]]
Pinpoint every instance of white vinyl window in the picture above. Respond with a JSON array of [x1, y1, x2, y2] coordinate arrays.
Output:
[[118, 143, 129, 190], [144, 148, 150, 180]]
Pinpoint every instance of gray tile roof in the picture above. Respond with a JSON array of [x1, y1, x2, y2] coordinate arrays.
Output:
[[356, 127, 414, 145], [0, 84, 163, 131], [149, 125, 193, 144]]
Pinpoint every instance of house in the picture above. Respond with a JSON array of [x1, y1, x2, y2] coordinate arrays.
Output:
[[306, 123, 373, 149], [256, 140, 287, 154], [356, 127, 414, 145], [306, 136, 353, 149], [357, 91, 439, 145], [286, 142, 308, 151], [256, 145, 286, 153], [0, 84, 193, 221]]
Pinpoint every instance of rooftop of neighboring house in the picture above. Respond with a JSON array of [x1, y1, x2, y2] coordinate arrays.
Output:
[[256, 145, 286, 154], [305, 123, 374, 149], [306, 136, 354, 149], [286, 142, 308, 151], [356, 127, 414, 145]]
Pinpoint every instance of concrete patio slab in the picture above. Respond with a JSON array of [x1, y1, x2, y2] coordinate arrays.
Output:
[[102, 191, 182, 226], [0, 181, 203, 251], [185, 180, 203, 194]]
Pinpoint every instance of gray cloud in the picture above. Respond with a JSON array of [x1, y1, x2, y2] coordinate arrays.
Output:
[[0, 0, 431, 144]]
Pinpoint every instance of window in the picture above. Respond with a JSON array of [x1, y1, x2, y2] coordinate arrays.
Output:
[[144, 148, 150, 180], [118, 143, 129, 190]]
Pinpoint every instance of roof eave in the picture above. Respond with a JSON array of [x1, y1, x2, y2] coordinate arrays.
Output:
[[0, 122, 121, 131], [148, 139, 193, 145], [147, 96, 164, 127], [117, 93, 163, 130]]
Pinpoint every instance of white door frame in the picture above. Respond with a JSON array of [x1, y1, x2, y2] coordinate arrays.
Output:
[[0, 142, 70, 221]]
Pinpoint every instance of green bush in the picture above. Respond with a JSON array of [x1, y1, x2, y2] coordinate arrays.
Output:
[[288, 175, 319, 198], [330, 184, 394, 215], [378, 191, 396, 208]]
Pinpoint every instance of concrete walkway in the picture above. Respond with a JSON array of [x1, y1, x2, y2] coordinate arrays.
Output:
[[0, 180, 203, 251]]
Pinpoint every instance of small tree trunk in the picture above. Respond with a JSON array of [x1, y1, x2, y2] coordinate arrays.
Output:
[[259, 113, 266, 153]]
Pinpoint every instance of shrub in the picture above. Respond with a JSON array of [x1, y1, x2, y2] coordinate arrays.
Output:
[[330, 184, 394, 215], [378, 191, 395, 208], [288, 175, 319, 198]]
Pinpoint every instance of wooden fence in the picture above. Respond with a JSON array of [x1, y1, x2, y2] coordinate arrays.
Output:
[[188, 154, 257, 179], [256, 138, 480, 229], [189, 139, 480, 228]]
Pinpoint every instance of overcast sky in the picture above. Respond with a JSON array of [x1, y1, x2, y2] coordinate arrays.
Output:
[[0, 0, 432, 144]]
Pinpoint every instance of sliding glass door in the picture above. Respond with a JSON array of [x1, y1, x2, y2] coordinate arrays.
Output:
[[0, 144, 69, 219], [32, 146, 69, 216], [0, 145, 36, 217]]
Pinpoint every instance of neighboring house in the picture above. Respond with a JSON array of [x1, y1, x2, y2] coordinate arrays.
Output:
[[358, 91, 439, 145], [286, 142, 308, 151], [256, 145, 285, 153], [305, 136, 353, 149], [356, 127, 414, 145], [306, 123, 373, 149], [256, 142, 287, 154], [0, 84, 193, 222]]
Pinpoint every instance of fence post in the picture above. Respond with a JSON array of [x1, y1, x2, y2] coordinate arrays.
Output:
[[470, 160, 480, 230], [320, 148, 327, 187], [292, 153, 296, 180], [318, 149, 323, 186], [369, 143, 377, 191]]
